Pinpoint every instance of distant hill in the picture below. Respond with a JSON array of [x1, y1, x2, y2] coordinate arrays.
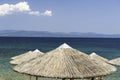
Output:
[[0, 30, 120, 38]]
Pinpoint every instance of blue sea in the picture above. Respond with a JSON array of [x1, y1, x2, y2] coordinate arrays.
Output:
[[0, 37, 120, 80]]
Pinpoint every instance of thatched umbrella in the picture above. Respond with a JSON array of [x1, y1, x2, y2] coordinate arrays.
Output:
[[109, 58, 120, 66], [10, 49, 44, 65], [10, 49, 44, 80], [13, 43, 116, 80], [11, 51, 32, 60], [89, 52, 115, 80], [89, 52, 109, 63]]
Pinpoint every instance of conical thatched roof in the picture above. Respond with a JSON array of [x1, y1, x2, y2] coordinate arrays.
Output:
[[13, 43, 116, 79], [11, 51, 32, 60], [10, 49, 44, 65], [89, 52, 109, 62], [109, 58, 120, 66], [89, 52, 116, 74]]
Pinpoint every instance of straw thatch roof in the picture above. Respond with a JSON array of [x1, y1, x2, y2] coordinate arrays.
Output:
[[11, 51, 32, 60], [89, 52, 116, 75], [109, 58, 120, 66], [13, 43, 116, 79], [10, 49, 44, 65], [89, 52, 109, 63]]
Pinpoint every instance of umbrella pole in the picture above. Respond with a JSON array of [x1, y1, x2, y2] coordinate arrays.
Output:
[[36, 76, 38, 80], [91, 77, 94, 80], [99, 76, 103, 80], [30, 76, 31, 80], [84, 78, 91, 80]]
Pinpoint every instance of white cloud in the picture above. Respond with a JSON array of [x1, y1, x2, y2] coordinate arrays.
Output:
[[43, 10, 52, 16], [0, 1, 52, 16], [0, 2, 31, 16], [15, 2, 30, 12], [29, 11, 40, 16]]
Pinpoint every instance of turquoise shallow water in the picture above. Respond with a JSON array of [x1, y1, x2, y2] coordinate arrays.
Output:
[[0, 37, 120, 80]]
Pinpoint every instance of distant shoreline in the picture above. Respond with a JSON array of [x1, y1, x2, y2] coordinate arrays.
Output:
[[0, 36, 120, 39], [0, 30, 120, 38]]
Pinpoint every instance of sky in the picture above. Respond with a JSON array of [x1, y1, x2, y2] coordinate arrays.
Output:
[[0, 0, 120, 34]]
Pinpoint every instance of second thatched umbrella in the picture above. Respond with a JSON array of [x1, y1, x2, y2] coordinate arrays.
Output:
[[13, 43, 116, 80], [89, 52, 109, 63], [89, 52, 115, 80], [11, 51, 32, 60], [109, 58, 120, 66], [10, 49, 44, 80], [10, 49, 44, 65]]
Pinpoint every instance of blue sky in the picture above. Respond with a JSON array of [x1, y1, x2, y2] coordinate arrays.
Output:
[[0, 0, 120, 34]]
